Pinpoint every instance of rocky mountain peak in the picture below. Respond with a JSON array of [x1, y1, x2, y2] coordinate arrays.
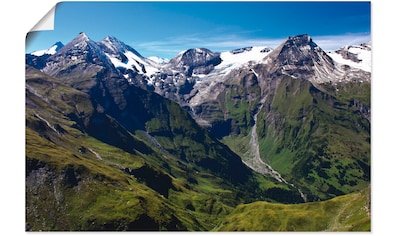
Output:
[[99, 35, 143, 58], [66, 32, 93, 48], [275, 34, 323, 62], [41, 32, 119, 88], [76, 32, 90, 41], [170, 48, 222, 76], [30, 41, 64, 56], [287, 34, 313, 45], [262, 34, 338, 82], [26, 42, 65, 69], [55, 32, 100, 55], [173, 48, 220, 65], [102, 35, 123, 48]]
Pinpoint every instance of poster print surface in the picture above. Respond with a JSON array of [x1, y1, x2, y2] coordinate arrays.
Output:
[[26, 1, 371, 231]]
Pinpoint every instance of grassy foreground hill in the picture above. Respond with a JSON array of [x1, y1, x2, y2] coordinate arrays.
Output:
[[215, 186, 370, 231]]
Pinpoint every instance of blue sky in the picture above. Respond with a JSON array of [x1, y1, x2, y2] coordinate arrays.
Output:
[[26, 1, 371, 59]]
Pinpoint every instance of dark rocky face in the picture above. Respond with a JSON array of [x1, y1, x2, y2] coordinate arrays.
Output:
[[42, 33, 117, 83], [334, 43, 371, 64], [169, 48, 222, 76]]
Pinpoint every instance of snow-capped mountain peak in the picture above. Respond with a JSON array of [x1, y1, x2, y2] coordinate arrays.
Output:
[[72, 32, 91, 46], [27, 32, 371, 108], [96, 35, 163, 80], [168, 48, 222, 76], [100, 35, 144, 59], [171, 48, 221, 66], [261, 34, 371, 83], [31, 42, 64, 56]]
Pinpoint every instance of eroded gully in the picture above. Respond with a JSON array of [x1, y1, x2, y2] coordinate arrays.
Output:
[[243, 70, 307, 202]]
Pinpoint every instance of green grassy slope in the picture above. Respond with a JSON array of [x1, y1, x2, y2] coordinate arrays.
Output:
[[255, 76, 370, 201], [215, 186, 371, 231], [26, 66, 299, 231], [198, 71, 261, 139], [209, 71, 370, 201], [26, 66, 194, 230]]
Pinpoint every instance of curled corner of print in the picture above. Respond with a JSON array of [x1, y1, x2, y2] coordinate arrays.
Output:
[[29, 5, 56, 33]]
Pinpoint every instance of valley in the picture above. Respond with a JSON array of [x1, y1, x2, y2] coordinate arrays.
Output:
[[25, 32, 371, 231], [244, 94, 307, 202]]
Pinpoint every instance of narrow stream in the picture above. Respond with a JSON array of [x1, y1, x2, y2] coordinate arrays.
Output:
[[242, 71, 307, 202]]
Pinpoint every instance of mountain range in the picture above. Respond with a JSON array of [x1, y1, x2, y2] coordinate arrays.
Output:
[[25, 32, 371, 231]]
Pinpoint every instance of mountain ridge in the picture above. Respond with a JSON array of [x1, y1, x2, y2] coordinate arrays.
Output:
[[28, 33, 370, 82], [29, 33, 370, 108], [26, 32, 371, 231]]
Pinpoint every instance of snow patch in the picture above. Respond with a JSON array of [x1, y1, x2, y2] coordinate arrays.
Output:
[[31, 44, 59, 56], [106, 51, 161, 76], [148, 56, 169, 64], [212, 46, 272, 76], [327, 45, 371, 72]]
